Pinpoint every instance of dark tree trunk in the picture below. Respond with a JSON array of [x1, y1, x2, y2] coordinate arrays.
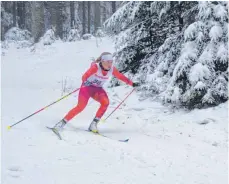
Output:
[[17, 2, 26, 29], [112, 1, 116, 13], [56, 2, 64, 39], [82, 1, 86, 34], [178, 2, 183, 31], [94, 1, 101, 32], [13, 2, 16, 26], [87, 1, 91, 33], [70, 1, 75, 28], [31, 2, 45, 42]]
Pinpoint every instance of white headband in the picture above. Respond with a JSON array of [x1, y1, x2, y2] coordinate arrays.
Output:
[[101, 54, 113, 61]]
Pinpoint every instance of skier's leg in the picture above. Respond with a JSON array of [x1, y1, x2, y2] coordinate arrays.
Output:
[[94, 90, 109, 119], [63, 86, 91, 122], [89, 88, 109, 132], [53, 87, 91, 131]]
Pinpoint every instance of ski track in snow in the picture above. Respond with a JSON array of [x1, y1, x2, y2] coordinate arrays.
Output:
[[2, 38, 228, 184]]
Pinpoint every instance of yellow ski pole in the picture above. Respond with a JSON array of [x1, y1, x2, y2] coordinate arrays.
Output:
[[7, 87, 81, 130]]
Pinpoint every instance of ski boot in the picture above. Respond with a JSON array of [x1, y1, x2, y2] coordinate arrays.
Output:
[[88, 117, 100, 133], [53, 119, 67, 132], [47, 119, 67, 140]]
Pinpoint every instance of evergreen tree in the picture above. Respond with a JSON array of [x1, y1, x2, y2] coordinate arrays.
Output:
[[105, 1, 228, 108], [1, 1, 117, 42], [165, 1, 228, 108]]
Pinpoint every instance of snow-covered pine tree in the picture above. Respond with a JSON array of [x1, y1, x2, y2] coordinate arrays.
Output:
[[163, 1, 228, 108], [137, 2, 197, 98], [104, 2, 155, 86], [105, 1, 228, 108], [105, 2, 157, 75], [137, 2, 198, 102], [105, 2, 192, 86]]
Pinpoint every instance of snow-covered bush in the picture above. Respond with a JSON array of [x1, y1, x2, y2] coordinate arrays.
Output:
[[39, 29, 57, 45], [5, 27, 32, 41], [82, 34, 93, 40], [30, 29, 59, 52], [95, 28, 106, 37], [4, 27, 34, 48], [66, 28, 80, 42]]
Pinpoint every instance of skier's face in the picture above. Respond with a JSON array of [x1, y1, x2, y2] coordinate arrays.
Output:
[[102, 60, 113, 70]]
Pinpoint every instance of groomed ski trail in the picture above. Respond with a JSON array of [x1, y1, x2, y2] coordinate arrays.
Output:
[[2, 37, 227, 184]]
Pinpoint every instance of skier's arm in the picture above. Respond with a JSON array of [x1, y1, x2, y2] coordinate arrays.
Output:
[[82, 64, 98, 82], [112, 67, 133, 86]]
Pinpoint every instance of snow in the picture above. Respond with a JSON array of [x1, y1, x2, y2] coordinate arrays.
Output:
[[39, 29, 57, 45], [171, 41, 198, 82], [216, 42, 228, 63], [181, 41, 198, 60], [2, 37, 228, 184], [189, 63, 211, 85], [202, 90, 215, 104], [196, 31, 204, 43], [66, 29, 80, 42], [4, 27, 32, 42], [184, 22, 197, 40], [214, 4, 228, 21], [82, 34, 94, 40], [159, 2, 170, 21], [209, 24, 223, 42], [170, 87, 181, 103], [104, 1, 228, 107], [129, 2, 142, 21], [198, 2, 212, 20], [104, 2, 137, 34], [213, 75, 228, 99], [198, 44, 214, 65], [194, 81, 206, 90], [3, 27, 34, 48]]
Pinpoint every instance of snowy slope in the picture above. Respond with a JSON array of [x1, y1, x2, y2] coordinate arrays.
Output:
[[1, 37, 228, 184]]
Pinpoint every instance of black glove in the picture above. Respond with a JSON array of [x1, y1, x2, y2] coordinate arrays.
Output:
[[132, 82, 140, 87]]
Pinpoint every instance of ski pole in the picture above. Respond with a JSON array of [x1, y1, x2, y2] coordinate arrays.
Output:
[[7, 87, 81, 130], [102, 88, 135, 122]]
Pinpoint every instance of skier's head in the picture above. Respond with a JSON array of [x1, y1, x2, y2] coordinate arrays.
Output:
[[97, 52, 113, 71]]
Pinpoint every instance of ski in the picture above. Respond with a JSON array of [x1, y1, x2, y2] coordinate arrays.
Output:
[[46, 126, 129, 142], [46, 126, 62, 140], [85, 130, 129, 142]]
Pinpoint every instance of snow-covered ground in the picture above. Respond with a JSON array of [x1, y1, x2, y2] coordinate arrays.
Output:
[[1, 37, 228, 184]]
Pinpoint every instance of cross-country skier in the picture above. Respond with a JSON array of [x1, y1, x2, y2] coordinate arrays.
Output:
[[52, 52, 138, 133]]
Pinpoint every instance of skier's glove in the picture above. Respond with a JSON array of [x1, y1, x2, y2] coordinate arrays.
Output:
[[132, 82, 140, 87]]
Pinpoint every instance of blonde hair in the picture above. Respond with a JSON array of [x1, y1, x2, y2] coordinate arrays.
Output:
[[95, 52, 112, 63]]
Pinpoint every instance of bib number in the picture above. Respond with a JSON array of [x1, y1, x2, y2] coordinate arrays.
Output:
[[93, 79, 102, 86], [84, 79, 103, 86]]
